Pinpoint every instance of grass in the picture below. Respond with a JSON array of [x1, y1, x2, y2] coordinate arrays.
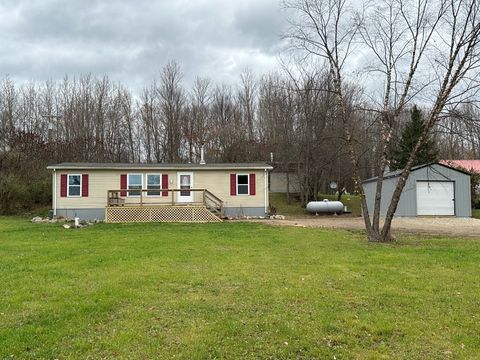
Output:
[[271, 193, 477, 219], [1, 218, 480, 359], [318, 193, 362, 216], [269, 193, 307, 216], [473, 209, 480, 219], [270, 192, 362, 217]]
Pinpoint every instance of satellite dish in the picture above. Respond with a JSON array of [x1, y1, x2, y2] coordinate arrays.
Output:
[[329, 181, 338, 190]]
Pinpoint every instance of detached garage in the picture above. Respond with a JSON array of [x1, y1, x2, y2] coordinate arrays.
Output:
[[363, 163, 471, 217]]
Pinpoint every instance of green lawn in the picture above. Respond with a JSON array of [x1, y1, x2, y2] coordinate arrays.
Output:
[[473, 209, 480, 219], [269, 193, 308, 216], [1, 218, 480, 359]]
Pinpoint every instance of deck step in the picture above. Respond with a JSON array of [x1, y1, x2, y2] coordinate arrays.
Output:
[[207, 206, 222, 214], [106, 205, 222, 223]]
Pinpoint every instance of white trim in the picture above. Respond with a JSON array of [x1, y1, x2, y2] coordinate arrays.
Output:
[[264, 169, 268, 214], [236, 173, 250, 196], [67, 174, 82, 197], [177, 172, 194, 203], [145, 173, 162, 197], [48, 164, 273, 171], [53, 169, 57, 216], [127, 173, 143, 197]]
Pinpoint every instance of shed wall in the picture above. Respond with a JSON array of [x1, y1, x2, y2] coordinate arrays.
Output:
[[363, 164, 471, 217], [270, 172, 301, 193]]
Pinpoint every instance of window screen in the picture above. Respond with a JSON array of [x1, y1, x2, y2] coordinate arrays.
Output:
[[237, 174, 249, 195]]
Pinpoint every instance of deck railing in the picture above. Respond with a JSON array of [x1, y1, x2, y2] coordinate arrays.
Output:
[[107, 188, 223, 216]]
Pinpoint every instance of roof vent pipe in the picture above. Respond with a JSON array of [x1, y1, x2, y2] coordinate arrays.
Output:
[[200, 144, 206, 165]]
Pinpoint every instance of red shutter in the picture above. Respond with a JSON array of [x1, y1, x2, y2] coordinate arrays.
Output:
[[230, 174, 236, 196], [249, 173, 256, 195], [120, 174, 127, 197], [60, 174, 67, 197], [81, 174, 89, 197], [162, 174, 168, 196]]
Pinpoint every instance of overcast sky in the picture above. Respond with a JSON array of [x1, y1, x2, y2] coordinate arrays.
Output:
[[0, 0, 288, 92]]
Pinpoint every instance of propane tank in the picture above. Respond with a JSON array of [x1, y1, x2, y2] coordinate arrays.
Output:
[[306, 199, 344, 214]]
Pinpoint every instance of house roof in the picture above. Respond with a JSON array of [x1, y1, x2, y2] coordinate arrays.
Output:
[[47, 162, 274, 171], [439, 160, 480, 174], [362, 162, 471, 184]]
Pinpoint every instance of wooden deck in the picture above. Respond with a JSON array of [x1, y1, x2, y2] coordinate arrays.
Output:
[[105, 188, 223, 223]]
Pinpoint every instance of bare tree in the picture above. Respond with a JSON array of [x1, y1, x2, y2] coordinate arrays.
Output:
[[437, 104, 480, 159], [0, 77, 17, 133], [258, 73, 297, 202], [210, 84, 241, 161], [285, 0, 480, 242], [157, 61, 185, 163], [238, 69, 257, 142], [182, 77, 211, 162], [284, 0, 375, 234], [139, 83, 157, 163]]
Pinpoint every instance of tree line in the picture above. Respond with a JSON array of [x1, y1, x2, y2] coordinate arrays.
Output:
[[0, 61, 477, 215], [0, 64, 362, 213]]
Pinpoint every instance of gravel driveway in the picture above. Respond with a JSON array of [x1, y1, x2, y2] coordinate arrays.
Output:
[[259, 216, 480, 237]]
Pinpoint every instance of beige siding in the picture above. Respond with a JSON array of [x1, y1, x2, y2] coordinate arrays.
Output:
[[54, 169, 268, 209]]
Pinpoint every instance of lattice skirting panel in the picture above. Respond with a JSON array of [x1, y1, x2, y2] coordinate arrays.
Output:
[[105, 206, 222, 223]]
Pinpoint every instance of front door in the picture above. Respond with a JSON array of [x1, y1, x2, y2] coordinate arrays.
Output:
[[177, 172, 194, 203]]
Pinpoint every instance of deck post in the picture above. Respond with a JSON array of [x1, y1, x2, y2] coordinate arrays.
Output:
[[140, 190, 143, 206], [171, 189, 174, 205]]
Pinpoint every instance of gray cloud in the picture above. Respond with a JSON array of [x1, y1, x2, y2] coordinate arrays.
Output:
[[0, 0, 287, 93]]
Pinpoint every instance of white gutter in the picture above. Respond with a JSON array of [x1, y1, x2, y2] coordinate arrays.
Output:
[[264, 169, 268, 215], [46, 165, 274, 171], [53, 168, 57, 217]]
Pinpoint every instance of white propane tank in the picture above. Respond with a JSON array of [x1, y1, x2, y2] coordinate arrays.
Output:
[[306, 199, 344, 214]]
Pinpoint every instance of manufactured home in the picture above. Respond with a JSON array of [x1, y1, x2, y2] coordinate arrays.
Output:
[[47, 162, 273, 222], [363, 162, 471, 217]]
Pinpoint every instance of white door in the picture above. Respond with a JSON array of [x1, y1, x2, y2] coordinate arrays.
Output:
[[416, 181, 455, 216], [177, 172, 194, 203]]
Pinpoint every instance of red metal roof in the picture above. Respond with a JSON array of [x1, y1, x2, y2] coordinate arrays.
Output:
[[440, 160, 480, 174]]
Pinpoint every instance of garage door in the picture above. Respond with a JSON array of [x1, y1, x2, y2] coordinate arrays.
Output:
[[416, 181, 454, 216]]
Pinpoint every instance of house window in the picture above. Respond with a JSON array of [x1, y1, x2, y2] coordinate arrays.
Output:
[[237, 174, 249, 195], [127, 174, 143, 197], [68, 174, 82, 197], [146, 174, 161, 196]]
